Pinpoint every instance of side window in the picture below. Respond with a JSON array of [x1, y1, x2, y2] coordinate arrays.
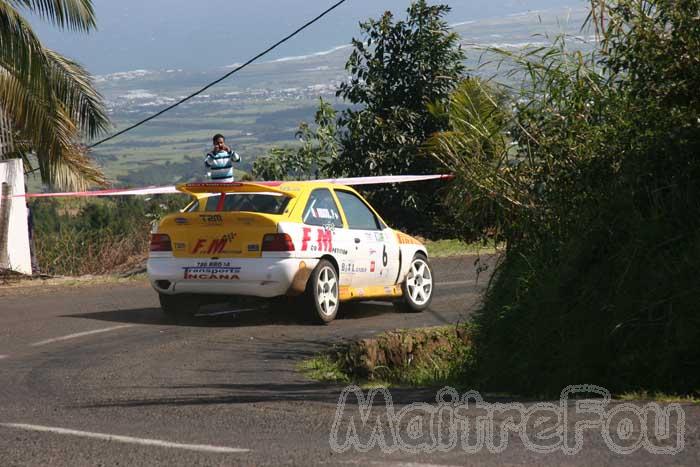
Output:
[[184, 199, 200, 212], [204, 194, 222, 211], [303, 189, 343, 227], [335, 190, 381, 230]]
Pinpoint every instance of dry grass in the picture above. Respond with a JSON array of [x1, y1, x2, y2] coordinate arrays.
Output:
[[34, 227, 149, 276]]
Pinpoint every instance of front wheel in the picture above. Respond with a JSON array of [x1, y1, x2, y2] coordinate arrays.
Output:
[[306, 259, 339, 324], [394, 254, 434, 313]]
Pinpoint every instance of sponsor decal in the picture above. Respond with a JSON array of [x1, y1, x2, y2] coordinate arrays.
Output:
[[369, 248, 377, 256], [332, 247, 348, 256], [192, 238, 227, 254], [396, 231, 421, 245], [222, 232, 237, 242], [184, 182, 243, 189], [174, 242, 186, 250], [301, 227, 333, 252], [247, 243, 260, 252], [183, 266, 241, 280], [370, 260, 376, 273], [174, 217, 188, 225], [199, 214, 223, 225], [313, 207, 334, 219], [374, 232, 384, 242], [317, 228, 332, 252], [341, 262, 366, 273], [196, 260, 233, 267], [301, 227, 312, 251]]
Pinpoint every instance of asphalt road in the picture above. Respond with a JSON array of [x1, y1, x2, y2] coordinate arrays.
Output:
[[0, 255, 697, 466]]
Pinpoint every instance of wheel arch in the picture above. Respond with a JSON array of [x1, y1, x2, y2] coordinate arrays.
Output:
[[320, 254, 339, 275], [397, 244, 428, 282]]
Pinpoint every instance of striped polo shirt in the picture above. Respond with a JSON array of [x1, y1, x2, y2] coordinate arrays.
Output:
[[205, 150, 240, 182]]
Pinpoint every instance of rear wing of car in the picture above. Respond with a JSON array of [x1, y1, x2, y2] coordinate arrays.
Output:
[[176, 182, 298, 198]]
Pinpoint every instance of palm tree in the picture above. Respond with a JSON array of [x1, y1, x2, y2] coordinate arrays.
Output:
[[0, 0, 110, 190], [425, 78, 528, 211]]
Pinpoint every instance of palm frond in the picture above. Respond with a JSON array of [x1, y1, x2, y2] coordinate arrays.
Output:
[[0, 0, 109, 189], [44, 49, 110, 139], [0, 66, 107, 189], [0, 2, 51, 94], [8, 0, 95, 32], [425, 78, 531, 210], [41, 136, 107, 189]]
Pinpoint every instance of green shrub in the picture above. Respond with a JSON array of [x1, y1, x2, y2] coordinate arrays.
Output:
[[430, 0, 700, 396]]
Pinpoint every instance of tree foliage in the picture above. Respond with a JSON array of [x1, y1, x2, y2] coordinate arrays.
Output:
[[0, 0, 109, 190], [425, 78, 513, 240], [253, 98, 338, 181], [329, 0, 465, 235], [430, 0, 700, 395]]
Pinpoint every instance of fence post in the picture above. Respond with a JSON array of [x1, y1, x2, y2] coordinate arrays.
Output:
[[0, 159, 32, 275]]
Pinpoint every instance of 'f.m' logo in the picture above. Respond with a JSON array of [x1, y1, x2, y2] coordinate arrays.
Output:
[[317, 229, 332, 252], [192, 238, 227, 254]]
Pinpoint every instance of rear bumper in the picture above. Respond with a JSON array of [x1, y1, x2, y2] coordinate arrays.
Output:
[[147, 255, 318, 298]]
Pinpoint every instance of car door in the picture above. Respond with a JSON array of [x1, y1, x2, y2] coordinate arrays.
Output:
[[334, 189, 393, 288], [299, 188, 353, 287], [381, 227, 401, 286]]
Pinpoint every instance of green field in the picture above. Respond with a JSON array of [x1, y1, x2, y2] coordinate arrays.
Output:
[[72, 6, 589, 188]]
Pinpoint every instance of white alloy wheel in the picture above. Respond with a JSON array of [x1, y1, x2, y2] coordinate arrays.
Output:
[[406, 257, 433, 306], [395, 254, 434, 313], [316, 265, 339, 318]]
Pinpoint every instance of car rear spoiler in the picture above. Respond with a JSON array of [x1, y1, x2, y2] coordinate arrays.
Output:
[[176, 182, 297, 198]]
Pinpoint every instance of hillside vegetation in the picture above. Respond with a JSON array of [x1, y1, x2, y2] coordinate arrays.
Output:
[[428, 0, 700, 395]]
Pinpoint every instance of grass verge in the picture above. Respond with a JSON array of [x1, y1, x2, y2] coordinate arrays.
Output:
[[297, 354, 350, 384], [299, 326, 700, 403], [425, 239, 499, 257], [298, 325, 475, 388], [0, 273, 148, 295]]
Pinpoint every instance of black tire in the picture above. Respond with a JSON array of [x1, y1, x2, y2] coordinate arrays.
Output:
[[394, 253, 434, 313], [158, 293, 200, 318], [305, 259, 340, 324]]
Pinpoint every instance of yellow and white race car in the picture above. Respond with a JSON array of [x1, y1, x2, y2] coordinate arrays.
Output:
[[147, 181, 434, 323]]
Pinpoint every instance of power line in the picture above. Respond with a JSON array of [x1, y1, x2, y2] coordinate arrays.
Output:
[[88, 0, 347, 149]]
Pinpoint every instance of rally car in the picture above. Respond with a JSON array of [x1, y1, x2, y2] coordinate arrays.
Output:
[[147, 181, 434, 323]]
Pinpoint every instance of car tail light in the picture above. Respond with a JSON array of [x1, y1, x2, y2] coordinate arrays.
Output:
[[262, 233, 295, 251], [150, 233, 172, 252]]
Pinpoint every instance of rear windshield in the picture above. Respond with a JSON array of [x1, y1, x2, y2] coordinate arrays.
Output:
[[188, 192, 290, 215]]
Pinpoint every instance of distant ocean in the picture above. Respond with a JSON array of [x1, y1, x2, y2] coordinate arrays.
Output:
[[30, 0, 578, 74]]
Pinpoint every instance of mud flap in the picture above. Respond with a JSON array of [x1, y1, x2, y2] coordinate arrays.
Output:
[[286, 261, 312, 296]]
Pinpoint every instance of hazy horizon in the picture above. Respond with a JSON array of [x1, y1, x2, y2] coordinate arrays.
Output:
[[28, 0, 581, 74]]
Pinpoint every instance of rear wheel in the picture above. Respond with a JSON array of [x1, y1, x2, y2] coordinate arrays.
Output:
[[306, 259, 339, 324], [158, 293, 201, 318], [394, 253, 434, 313]]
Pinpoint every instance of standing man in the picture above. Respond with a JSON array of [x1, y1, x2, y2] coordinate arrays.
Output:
[[205, 134, 240, 182]]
